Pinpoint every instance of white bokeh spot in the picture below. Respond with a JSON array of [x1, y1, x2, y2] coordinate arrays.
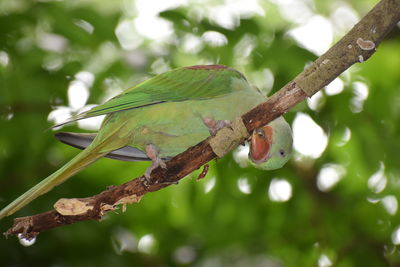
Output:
[[317, 164, 346, 192], [67, 80, 89, 110], [271, 0, 314, 24], [202, 31, 228, 47], [289, 15, 333, 55], [325, 78, 344, 95], [330, 3, 359, 35], [181, 34, 204, 54], [204, 176, 216, 194], [112, 227, 138, 254], [134, 16, 173, 41], [0, 50, 10, 67], [392, 226, 400, 245], [115, 19, 144, 50], [268, 178, 292, 202], [307, 91, 324, 111], [368, 162, 387, 194], [350, 81, 369, 113], [74, 19, 94, 34], [237, 177, 252, 194], [233, 143, 250, 168], [173, 246, 197, 264], [318, 253, 332, 267], [382, 195, 398, 215], [337, 127, 351, 147], [138, 234, 157, 254], [293, 112, 328, 158], [37, 32, 68, 53]]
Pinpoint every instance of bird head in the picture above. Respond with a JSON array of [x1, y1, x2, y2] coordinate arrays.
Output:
[[249, 117, 292, 170]]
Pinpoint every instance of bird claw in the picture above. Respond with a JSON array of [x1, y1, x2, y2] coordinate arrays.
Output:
[[202, 117, 232, 135], [158, 158, 167, 169], [144, 144, 167, 182]]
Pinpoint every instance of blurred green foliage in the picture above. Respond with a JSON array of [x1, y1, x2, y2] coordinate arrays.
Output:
[[0, 0, 400, 266]]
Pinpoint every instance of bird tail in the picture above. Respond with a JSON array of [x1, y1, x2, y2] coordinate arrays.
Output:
[[0, 146, 107, 220]]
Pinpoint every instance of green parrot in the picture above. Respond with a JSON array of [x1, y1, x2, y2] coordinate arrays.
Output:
[[0, 65, 292, 220]]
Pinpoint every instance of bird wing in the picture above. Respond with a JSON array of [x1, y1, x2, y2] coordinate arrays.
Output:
[[56, 65, 245, 126]]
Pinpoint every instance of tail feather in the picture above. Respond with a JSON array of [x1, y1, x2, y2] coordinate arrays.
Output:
[[55, 132, 152, 162], [0, 147, 107, 220]]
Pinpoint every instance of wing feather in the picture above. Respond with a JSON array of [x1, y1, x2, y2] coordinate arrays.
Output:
[[55, 65, 245, 126]]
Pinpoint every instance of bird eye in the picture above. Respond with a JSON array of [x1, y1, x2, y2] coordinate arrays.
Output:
[[256, 128, 264, 138], [279, 149, 286, 157]]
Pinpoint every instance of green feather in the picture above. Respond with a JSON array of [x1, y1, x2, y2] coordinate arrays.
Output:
[[57, 65, 245, 126]]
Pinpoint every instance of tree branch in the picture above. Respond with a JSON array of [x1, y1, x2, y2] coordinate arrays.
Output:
[[5, 0, 400, 239]]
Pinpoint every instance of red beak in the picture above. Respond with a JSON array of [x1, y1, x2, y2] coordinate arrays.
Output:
[[249, 125, 273, 164]]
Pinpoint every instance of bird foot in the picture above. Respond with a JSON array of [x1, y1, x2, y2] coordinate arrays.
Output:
[[144, 144, 167, 181], [202, 117, 232, 136]]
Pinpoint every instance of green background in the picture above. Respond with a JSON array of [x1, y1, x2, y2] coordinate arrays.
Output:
[[0, 0, 399, 266]]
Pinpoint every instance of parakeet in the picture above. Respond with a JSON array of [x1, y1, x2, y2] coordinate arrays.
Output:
[[0, 65, 292, 220]]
